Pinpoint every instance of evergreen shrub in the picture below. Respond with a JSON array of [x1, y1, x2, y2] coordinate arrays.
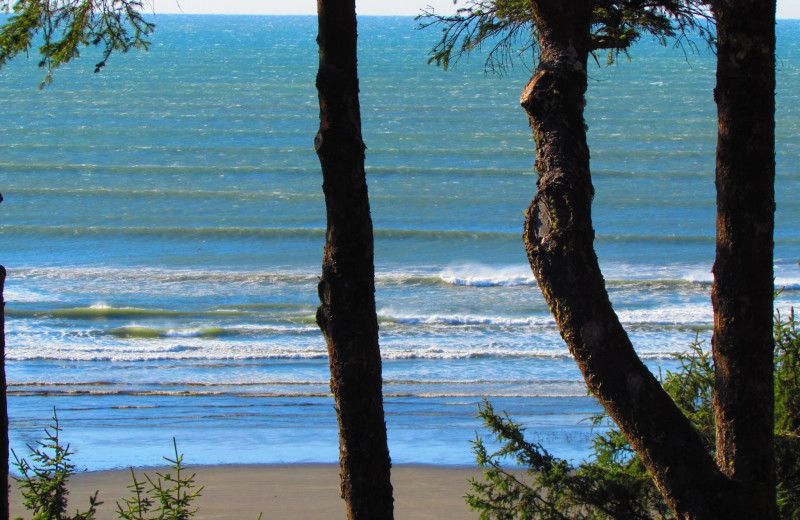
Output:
[[467, 309, 800, 519]]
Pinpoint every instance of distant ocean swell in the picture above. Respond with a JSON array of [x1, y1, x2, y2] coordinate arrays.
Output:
[[10, 305, 711, 327], [4, 377, 596, 399], [5, 225, 800, 249], [3, 343, 702, 362], [5, 319, 712, 363], [2, 264, 728, 286]]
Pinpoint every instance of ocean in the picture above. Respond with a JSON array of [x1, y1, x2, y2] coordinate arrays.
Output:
[[1, 15, 798, 471]]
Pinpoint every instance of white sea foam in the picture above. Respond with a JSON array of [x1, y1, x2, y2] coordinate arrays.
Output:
[[615, 304, 713, 325], [682, 270, 714, 284], [378, 304, 713, 328], [385, 312, 556, 327], [438, 264, 536, 287], [7, 265, 320, 285], [1, 286, 56, 303], [775, 259, 800, 291], [4, 330, 694, 363]]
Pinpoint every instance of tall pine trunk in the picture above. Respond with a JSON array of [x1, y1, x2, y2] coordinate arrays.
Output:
[[522, 0, 775, 517], [711, 0, 777, 516], [314, 2, 394, 519]]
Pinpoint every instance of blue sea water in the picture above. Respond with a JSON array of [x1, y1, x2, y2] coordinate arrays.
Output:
[[1, 16, 799, 471]]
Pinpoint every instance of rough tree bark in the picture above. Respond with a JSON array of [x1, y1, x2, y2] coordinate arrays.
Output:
[[521, 0, 776, 517], [314, 1, 394, 519], [710, 0, 777, 512], [1, 263, 7, 520]]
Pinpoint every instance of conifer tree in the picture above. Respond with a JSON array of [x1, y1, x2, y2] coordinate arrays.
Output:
[[422, 0, 778, 516]]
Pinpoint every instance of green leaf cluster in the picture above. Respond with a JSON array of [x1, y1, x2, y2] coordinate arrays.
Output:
[[590, 0, 714, 64], [467, 400, 670, 520], [12, 410, 101, 520], [0, 0, 154, 87], [418, 0, 715, 72], [774, 309, 800, 518], [12, 422, 205, 520], [418, 0, 535, 73], [12, 428, 265, 520], [116, 439, 203, 520], [468, 309, 800, 519]]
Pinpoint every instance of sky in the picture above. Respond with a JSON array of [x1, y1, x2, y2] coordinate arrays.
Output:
[[150, 0, 800, 19]]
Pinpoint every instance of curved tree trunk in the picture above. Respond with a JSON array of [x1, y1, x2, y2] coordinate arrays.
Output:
[[314, 2, 394, 519], [711, 0, 777, 516], [521, 0, 774, 517]]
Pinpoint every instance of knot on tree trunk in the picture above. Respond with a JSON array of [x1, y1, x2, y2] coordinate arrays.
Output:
[[524, 185, 572, 253], [520, 69, 556, 118], [520, 67, 585, 121], [316, 278, 332, 331]]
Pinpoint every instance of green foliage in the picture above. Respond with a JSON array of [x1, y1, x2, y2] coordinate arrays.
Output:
[[116, 439, 203, 520], [774, 309, 800, 518], [467, 401, 670, 519], [12, 409, 101, 520], [660, 336, 716, 448], [12, 417, 264, 520], [775, 308, 800, 434], [468, 310, 800, 519], [0, 0, 154, 87], [418, 0, 714, 73], [589, 0, 714, 64], [418, 0, 535, 73]]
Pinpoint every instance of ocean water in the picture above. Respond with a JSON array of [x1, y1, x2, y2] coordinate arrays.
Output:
[[1, 16, 799, 471]]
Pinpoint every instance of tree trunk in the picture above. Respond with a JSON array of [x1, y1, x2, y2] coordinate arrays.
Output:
[[314, 2, 394, 519], [521, 0, 773, 517], [711, 0, 777, 517], [1, 265, 7, 520]]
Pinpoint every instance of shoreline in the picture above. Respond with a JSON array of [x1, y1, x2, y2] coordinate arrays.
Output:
[[10, 463, 486, 520]]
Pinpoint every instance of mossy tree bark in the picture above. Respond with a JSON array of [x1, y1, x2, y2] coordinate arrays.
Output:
[[521, 0, 776, 517], [314, 2, 394, 519], [710, 0, 777, 514]]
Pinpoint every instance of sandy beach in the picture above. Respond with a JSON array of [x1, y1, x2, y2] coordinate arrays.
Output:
[[10, 464, 485, 519]]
